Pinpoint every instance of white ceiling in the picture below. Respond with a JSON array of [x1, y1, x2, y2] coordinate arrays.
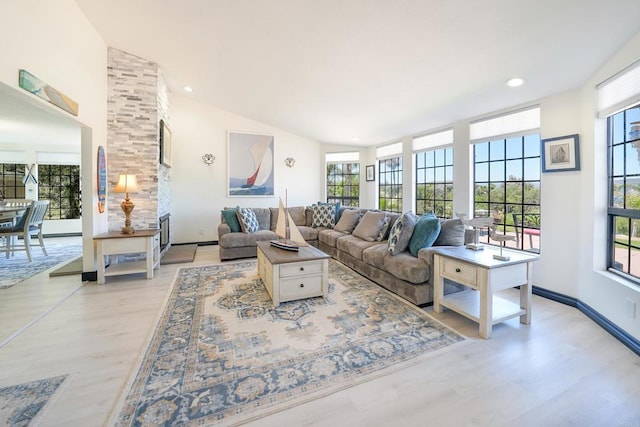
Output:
[[42, 1, 640, 146]]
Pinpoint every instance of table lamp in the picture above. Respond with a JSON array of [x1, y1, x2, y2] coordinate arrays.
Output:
[[113, 174, 141, 234]]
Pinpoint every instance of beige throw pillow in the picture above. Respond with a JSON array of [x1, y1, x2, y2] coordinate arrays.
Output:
[[352, 211, 387, 242], [334, 209, 361, 234]]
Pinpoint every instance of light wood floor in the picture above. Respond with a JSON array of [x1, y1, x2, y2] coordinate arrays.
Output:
[[1, 238, 639, 426]]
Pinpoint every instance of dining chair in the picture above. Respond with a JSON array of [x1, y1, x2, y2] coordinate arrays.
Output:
[[511, 213, 540, 253], [0, 200, 50, 262]]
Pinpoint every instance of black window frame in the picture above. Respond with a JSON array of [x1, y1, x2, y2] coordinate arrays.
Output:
[[415, 146, 453, 218], [326, 162, 360, 207], [473, 134, 541, 252], [378, 156, 403, 213], [607, 103, 640, 283]]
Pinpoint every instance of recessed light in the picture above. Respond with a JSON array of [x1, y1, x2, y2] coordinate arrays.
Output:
[[505, 77, 525, 88], [183, 86, 193, 93], [352, 136, 360, 142]]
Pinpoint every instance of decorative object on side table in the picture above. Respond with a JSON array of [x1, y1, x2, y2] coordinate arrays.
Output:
[[456, 212, 494, 251], [541, 134, 580, 172], [112, 174, 141, 234], [201, 153, 215, 165], [489, 225, 516, 261]]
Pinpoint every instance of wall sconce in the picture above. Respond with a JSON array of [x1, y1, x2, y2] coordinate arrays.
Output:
[[112, 174, 141, 234], [202, 154, 216, 165], [284, 157, 295, 168]]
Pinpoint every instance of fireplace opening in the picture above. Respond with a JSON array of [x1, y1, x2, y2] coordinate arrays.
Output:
[[159, 213, 170, 253]]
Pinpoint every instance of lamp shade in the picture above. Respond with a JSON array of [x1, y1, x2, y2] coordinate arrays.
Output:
[[113, 174, 141, 194]]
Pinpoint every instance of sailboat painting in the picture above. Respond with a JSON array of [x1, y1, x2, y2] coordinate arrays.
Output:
[[228, 132, 275, 196]]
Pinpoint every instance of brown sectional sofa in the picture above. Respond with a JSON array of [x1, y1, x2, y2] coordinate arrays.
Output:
[[218, 206, 470, 306]]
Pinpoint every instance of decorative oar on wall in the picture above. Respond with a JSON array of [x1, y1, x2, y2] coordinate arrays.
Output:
[[22, 164, 38, 185]]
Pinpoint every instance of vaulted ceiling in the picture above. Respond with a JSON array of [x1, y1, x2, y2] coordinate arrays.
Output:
[[67, 1, 640, 145]]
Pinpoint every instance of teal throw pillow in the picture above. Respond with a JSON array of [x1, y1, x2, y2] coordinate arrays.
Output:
[[221, 207, 241, 232], [408, 212, 442, 256]]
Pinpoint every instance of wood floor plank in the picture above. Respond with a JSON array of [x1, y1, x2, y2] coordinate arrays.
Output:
[[0, 237, 638, 426]]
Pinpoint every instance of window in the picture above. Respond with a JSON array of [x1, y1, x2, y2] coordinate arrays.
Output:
[[326, 162, 360, 207], [38, 164, 81, 220], [415, 147, 453, 217], [0, 163, 26, 199], [414, 129, 454, 218], [607, 104, 640, 279], [471, 107, 541, 252], [377, 142, 403, 213], [378, 157, 403, 213]]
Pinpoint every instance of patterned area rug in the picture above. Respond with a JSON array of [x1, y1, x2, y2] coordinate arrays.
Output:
[[0, 375, 67, 426], [115, 260, 465, 426], [0, 243, 82, 289]]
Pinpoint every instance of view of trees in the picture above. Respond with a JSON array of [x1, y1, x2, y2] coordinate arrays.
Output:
[[38, 165, 81, 220], [326, 162, 359, 207], [378, 157, 402, 213]]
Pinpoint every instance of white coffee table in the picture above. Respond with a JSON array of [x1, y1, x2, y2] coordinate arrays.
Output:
[[257, 241, 329, 307], [432, 246, 539, 339]]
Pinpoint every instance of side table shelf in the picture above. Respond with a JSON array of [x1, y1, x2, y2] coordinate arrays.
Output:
[[94, 229, 160, 284], [432, 246, 538, 339]]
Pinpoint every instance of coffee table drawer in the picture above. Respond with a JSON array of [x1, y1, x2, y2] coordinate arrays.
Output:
[[442, 258, 477, 286], [279, 260, 323, 278], [280, 275, 323, 300]]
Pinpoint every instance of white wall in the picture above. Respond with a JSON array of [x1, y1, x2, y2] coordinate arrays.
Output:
[[170, 94, 322, 243], [0, 0, 108, 271], [578, 31, 640, 339], [347, 31, 640, 341]]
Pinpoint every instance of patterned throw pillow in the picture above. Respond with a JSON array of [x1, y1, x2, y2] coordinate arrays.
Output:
[[311, 204, 336, 228], [387, 211, 418, 255], [236, 208, 259, 233], [375, 215, 391, 241]]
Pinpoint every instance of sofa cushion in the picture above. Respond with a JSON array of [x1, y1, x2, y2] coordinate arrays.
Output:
[[387, 211, 418, 255], [311, 204, 336, 228], [408, 213, 441, 256], [221, 207, 241, 232], [337, 235, 384, 260], [318, 228, 347, 247], [352, 211, 386, 241], [433, 218, 466, 246], [363, 244, 430, 284], [237, 208, 259, 233], [334, 209, 360, 234], [297, 225, 319, 242], [219, 229, 279, 248]]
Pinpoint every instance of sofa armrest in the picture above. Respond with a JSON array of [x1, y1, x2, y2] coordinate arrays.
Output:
[[218, 223, 231, 238]]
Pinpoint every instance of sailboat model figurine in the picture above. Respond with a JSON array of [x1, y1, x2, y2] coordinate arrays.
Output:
[[270, 193, 307, 251]]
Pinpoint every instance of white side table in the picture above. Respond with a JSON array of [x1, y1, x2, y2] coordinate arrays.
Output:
[[94, 229, 160, 284], [432, 246, 538, 339]]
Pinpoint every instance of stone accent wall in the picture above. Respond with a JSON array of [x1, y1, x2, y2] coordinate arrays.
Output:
[[107, 47, 171, 236]]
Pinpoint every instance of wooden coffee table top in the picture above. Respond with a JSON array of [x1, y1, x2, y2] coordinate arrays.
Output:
[[257, 241, 329, 265]]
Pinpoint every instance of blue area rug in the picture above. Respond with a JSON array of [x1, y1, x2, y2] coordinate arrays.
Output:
[[115, 260, 465, 426], [0, 375, 67, 426], [0, 243, 82, 289]]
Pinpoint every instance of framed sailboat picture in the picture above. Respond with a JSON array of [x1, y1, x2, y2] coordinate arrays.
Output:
[[228, 131, 275, 196]]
